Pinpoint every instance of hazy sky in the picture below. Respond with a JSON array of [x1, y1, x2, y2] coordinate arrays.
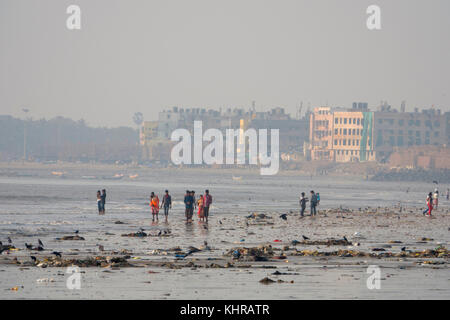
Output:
[[1, 0, 449, 127]]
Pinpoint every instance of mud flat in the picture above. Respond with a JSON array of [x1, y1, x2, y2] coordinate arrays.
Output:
[[0, 206, 449, 299]]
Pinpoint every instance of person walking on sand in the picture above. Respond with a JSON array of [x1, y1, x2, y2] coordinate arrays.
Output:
[[150, 192, 160, 221], [197, 194, 205, 222], [96, 190, 103, 215], [299, 192, 308, 217], [161, 190, 172, 222], [184, 190, 194, 223], [446, 188, 449, 201], [310, 190, 318, 216], [100, 189, 106, 214], [433, 188, 439, 210], [203, 190, 212, 223], [423, 192, 433, 216]]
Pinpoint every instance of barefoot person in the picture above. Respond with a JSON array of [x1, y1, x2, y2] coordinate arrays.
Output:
[[197, 195, 205, 222], [161, 190, 172, 222], [203, 190, 212, 222], [184, 190, 194, 223], [100, 189, 106, 214], [150, 192, 160, 221], [299, 192, 308, 217], [423, 192, 433, 216], [310, 190, 318, 216], [96, 190, 103, 215]]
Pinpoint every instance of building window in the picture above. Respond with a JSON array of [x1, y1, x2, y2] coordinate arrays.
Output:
[[335, 118, 339, 124], [344, 118, 347, 124], [399, 119, 404, 126], [343, 129, 347, 135]]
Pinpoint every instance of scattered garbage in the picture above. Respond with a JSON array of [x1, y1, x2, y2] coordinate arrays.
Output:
[[259, 277, 275, 284], [56, 235, 85, 241]]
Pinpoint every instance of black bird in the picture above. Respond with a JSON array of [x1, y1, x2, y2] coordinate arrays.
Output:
[[8, 237, 12, 244], [25, 243, 33, 250], [30, 256, 37, 263], [219, 220, 222, 225], [401, 247, 406, 252], [157, 230, 162, 236], [343, 236, 348, 242], [280, 214, 288, 221], [302, 235, 310, 240], [52, 251, 62, 258], [38, 239, 44, 247], [36, 246, 44, 251], [74, 230, 79, 234]]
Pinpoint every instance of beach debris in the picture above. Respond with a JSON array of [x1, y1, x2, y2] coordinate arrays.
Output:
[[51, 251, 62, 258], [121, 231, 147, 237], [36, 278, 55, 283], [0, 244, 15, 254], [291, 240, 300, 246], [419, 237, 433, 242], [259, 277, 275, 284], [114, 221, 125, 224], [302, 235, 310, 240], [56, 235, 85, 241], [279, 214, 287, 220], [226, 245, 274, 261]]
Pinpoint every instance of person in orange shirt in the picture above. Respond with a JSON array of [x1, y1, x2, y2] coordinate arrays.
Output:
[[150, 192, 160, 221], [197, 195, 205, 221]]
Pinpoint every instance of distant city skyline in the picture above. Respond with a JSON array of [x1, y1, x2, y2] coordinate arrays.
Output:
[[1, 0, 449, 128]]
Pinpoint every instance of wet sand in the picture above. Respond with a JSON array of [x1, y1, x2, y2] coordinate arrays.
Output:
[[1, 207, 449, 299]]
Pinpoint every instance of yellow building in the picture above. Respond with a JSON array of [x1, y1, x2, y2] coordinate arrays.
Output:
[[140, 121, 158, 146]]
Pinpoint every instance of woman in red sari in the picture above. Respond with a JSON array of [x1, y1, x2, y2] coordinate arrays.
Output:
[[197, 195, 205, 221]]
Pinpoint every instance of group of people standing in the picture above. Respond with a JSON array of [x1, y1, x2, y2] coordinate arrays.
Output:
[[96, 189, 107, 215], [423, 188, 440, 216], [148, 189, 213, 223], [149, 190, 172, 222], [299, 190, 320, 217], [184, 190, 212, 223]]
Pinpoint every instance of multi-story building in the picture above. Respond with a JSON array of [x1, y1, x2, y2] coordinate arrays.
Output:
[[310, 103, 375, 162], [139, 121, 158, 146], [373, 108, 446, 160], [310, 104, 447, 162]]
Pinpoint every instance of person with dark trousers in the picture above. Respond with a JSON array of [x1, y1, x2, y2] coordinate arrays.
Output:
[[161, 190, 172, 221], [310, 190, 317, 216], [203, 190, 212, 222], [184, 190, 194, 223], [299, 192, 308, 217], [100, 189, 106, 214]]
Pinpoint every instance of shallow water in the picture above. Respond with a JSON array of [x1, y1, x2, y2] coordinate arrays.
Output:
[[0, 167, 449, 299]]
